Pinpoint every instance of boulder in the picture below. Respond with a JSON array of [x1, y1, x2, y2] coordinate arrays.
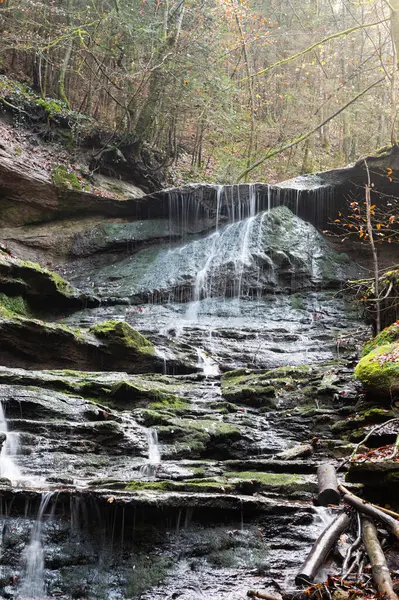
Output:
[[355, 341, 399, 393]]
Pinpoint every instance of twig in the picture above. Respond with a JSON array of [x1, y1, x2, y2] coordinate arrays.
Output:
[[342, 511, 362, 577]]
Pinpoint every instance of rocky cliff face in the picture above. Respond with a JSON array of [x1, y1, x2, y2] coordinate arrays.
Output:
[[0, 149, 397, 599]]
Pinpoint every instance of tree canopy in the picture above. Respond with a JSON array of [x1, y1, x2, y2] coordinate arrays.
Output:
[[1, 0, 399, 183]]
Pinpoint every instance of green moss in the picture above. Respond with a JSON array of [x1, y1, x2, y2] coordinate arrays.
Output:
[[362, 323, 399, 357], [224, 471, 300, 485], [89, 320, 155, 354], [0, 293, 30, 317], [355, 342, 399, 391], [123, 471, 309, 495], [51, 165, 81, 191]]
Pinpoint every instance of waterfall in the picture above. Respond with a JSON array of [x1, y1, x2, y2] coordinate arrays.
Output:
[[140, 428, 161, 478], [0, 402, 21, 483], [184, 208, 268, 320], [196, 348, 220, 376], [19, 492, 54, 599]]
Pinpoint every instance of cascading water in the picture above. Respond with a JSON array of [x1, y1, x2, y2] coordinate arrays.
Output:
[[19, 492, 54, 600], [196, 348, 220, 376], [0, 402, 21, 483], [140, 428, 161, 478]]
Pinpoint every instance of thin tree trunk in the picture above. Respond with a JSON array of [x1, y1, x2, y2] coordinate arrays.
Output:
[[364, 159, 381, 334], [58, 0, 73, 108]]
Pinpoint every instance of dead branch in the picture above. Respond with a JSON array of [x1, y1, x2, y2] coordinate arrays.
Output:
[[296, 512, 351, 586], [338, 485, 399, 520], [342, 491, 399, 540], [362, 516, 399, 600]]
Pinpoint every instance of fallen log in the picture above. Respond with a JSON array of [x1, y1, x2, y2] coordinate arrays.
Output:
[[362, 516, 399, 600], [295, 512, 350, 586], [317, 464, 340, 506], [338, 485, 399, 520], [341, 490, 399, 541]]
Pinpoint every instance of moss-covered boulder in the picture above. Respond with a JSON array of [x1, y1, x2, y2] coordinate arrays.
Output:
[[355, 341, 399, 393], [0, 252, 98, 312], [362, 322, 399, 357]]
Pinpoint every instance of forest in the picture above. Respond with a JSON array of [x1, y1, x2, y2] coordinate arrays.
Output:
[[1, 0, 399, 184]]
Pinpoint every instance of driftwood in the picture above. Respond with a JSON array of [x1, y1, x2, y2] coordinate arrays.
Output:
[[362, 516, 399, 600], [295, 512, 351, 586], [339, 485, 399, 520], [317, 464, 340, 506], [341, 490, 399, 541]]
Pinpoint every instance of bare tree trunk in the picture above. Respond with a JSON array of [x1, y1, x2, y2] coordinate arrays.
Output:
[[391, 0, 399, 144], [58, 0, 73, 108], [364, 159, 381, 334]]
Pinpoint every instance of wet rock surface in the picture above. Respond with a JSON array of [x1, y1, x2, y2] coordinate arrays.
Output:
[[0, 186, 385, 599]]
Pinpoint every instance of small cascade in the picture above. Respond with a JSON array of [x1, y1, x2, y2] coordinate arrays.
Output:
[[0, 402, 21, 483], [19, 492, 54, 600], [184, 206, 269, 320], [140, 428, 161, 478], [196, 348, 220, 376]]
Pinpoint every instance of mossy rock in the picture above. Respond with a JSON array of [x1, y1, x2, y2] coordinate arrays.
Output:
[[89, 320, 155, 355], [51, 165, 81, 190], [0, 315, 164, 374], [221, 364, 312, 407], [0, 252, 96, 313], [362, 323, 399, 357], [331, 407, 395, 434], [355, 342, 399, 393], [122, 471, 312, 496]]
